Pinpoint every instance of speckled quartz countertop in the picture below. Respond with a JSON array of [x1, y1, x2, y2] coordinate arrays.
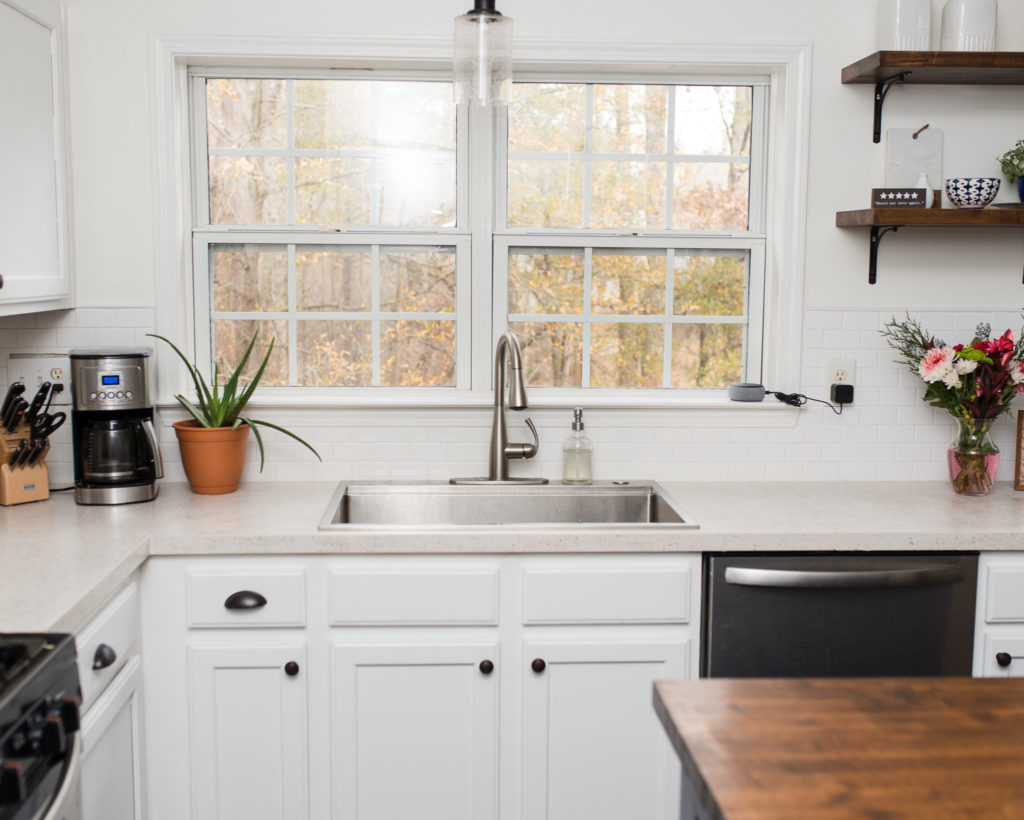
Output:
[[3, 480, 1024, 634]]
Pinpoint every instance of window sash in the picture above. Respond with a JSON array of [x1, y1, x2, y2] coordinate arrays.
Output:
[[493, 234, 765, 391], [192, 231, 473, 389]]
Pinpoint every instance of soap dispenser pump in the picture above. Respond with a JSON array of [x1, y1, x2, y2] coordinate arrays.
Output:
[[562, 407, 593, 485]]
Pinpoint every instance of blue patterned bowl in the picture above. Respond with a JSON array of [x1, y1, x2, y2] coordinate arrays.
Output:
[[944, 177, 1000, 209]]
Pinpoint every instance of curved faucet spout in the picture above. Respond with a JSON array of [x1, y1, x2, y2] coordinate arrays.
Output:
[[450, 330, 547, 484], [494, 331, 527, 410], [489, 331, 537, 480]]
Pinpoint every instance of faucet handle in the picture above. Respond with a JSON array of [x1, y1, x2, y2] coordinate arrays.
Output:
[[505, 417, 539, 460]]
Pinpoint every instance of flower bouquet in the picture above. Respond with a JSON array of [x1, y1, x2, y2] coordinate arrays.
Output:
[[881, 316, 1024, 495]]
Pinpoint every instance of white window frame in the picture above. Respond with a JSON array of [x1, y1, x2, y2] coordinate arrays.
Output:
[[150, 33, 810, 414]]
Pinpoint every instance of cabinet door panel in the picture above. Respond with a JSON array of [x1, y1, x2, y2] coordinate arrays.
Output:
[[522, 640, 689, 820], [189, 643, 308, 820], [0, 0, 70, 311], [331, 642, 498, 820], [80, 657, 143, 820]]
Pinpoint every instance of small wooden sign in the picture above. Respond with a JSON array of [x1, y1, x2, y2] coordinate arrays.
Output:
[[871, 188, 927, 208], [1015, 410, 1024, 491]]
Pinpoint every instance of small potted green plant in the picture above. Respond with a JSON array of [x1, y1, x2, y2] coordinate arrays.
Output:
[[149, 332, 320, 494], [996, 139, 1024, 202]]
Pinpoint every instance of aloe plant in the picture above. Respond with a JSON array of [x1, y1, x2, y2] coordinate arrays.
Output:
[[148, 333, 320, 471]]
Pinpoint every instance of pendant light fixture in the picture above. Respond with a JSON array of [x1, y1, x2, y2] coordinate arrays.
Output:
[[453, 0, 513, 106]]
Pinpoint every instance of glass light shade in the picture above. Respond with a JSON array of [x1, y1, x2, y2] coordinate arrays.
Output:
[[453, 9, 513, 106]]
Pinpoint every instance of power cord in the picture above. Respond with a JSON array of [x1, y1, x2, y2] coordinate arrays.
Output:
[[767, 390, 845, 415]]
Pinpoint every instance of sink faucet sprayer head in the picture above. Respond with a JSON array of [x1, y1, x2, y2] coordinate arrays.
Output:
[[505, 332, 528, 410]]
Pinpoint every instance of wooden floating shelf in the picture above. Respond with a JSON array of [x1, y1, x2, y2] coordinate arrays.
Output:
[[842, 51, 1024, 85], [836, 207, 1024, 227], [841, 51, 1024, 142], [835, 207, 1024, 284]]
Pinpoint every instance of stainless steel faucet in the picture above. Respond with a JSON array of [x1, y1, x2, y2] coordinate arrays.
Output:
[[451, 330, 547, 485]]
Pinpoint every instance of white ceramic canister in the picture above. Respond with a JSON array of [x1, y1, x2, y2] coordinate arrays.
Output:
[[940, 0, 997, 51], [877, 0, 932, 50]]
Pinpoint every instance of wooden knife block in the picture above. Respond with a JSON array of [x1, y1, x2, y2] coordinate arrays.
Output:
[[0, 423, 49, 505]]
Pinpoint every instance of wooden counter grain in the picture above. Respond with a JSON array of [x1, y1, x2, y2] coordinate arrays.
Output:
[[653, 677, 1024, 820]]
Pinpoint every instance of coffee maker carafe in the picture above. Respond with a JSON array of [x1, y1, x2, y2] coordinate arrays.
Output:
[[71, 349, 163, 505]]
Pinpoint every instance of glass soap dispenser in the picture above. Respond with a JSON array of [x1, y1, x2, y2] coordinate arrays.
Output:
[[562, 407, 593, 485]]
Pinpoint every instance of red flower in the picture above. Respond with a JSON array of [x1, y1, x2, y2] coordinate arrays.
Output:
[[975, 329, 1014, 356]]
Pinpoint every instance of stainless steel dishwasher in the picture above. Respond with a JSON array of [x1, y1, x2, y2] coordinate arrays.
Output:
[[702, 552, 978, 677]]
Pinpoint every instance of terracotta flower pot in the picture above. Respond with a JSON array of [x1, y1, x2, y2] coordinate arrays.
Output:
[[172, 420, 250, 495]]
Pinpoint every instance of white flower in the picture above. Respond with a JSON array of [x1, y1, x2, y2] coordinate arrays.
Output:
[[954, 358, 978, 376], [919, 346, 955, 383], [942, 370, 962, 389], [1012, 360, 1024, 385]]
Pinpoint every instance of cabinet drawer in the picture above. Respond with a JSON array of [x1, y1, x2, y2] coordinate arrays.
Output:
[[328, 568, 499, 625], [187, 568, 306, 628], [76, 581, 138, 712], [985, 565, 1024, 623], [523, 565, 692, 624], [982, 634, 1024, 677]]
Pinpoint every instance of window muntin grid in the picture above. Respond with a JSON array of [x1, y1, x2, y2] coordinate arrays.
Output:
[[207, 242, 459, 388], [506, 83, 753, 232], [505, 246, 750, 389]]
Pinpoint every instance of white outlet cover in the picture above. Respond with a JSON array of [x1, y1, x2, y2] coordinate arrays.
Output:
[[827, 359, 856, 387]]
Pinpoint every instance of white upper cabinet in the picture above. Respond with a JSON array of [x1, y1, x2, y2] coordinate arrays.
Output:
[[0, 0, 72, 315]]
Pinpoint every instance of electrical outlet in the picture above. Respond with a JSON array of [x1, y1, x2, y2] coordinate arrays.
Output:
[[827, 359, 856, 390], [6, 353, 72, 405]]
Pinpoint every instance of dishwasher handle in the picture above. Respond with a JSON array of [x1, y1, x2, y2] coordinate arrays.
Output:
[[723, 564, 966, 589]]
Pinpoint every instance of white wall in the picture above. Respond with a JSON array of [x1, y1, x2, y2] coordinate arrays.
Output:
[[5, 0, 1024, 485]]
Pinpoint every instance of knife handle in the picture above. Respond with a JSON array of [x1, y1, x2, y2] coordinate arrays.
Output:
[[24, 382, 50, 424], [16, 442, 33, 468], [0, 382, 24, 420], [8, 440, 26, 468]]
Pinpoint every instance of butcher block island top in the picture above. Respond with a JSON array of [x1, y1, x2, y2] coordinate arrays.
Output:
[[653, 677, 1024, 820]]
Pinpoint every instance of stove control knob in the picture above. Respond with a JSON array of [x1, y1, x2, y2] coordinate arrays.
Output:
[[59, 696, 81, 734], [30, 715, 65, 755], [0, 761, 26, 805]]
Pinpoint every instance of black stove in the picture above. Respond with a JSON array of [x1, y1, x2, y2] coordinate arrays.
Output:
[[0, 634, 81, 820]]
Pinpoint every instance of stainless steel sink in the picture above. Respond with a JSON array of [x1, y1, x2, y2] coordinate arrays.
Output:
[[318, 480, 697, 529]]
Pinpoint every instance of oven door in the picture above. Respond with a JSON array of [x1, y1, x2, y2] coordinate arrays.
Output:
[[41, 736, 81, 820], [6, 737, 82, 820]]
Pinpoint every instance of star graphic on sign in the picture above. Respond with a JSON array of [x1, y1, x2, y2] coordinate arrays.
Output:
[[910, 192, 919, 199]]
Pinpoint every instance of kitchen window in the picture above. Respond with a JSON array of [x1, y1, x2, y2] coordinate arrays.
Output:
[[176, 39, 806, 406]]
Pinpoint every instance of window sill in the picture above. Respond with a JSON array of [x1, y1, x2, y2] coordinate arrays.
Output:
[[155, 390, 800, 428]]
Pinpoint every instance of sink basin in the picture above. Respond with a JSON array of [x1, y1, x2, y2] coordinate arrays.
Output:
[[318, 480, 697, 529]]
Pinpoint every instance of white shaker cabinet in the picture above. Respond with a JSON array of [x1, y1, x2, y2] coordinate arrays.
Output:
[[974, 553, 1024, 677], [140, 553, 701, 820], [521, 640, 689, 820], [518, 561, 696, 820], [0, 0, 72, 314], [188, 642, 310, 820], [77, 580, 143, 820], [327, 563, 501, 820], [80, 658, 143, 820], [330, 642, 499, 820]]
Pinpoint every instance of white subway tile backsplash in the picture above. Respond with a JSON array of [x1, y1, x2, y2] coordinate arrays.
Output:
[[74, 308, 118, 328], [4, 306, 1021, 483], [841, 312, 883, 331], [15, 329, 58, 347], [55, 328, 98, 347], [804, 311, 844, 330]]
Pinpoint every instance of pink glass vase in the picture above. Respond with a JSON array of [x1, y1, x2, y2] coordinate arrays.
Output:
[[947, 417, 999, 496]]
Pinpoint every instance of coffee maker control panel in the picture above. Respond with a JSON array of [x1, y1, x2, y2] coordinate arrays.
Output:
[[70, 352, 151, 411]]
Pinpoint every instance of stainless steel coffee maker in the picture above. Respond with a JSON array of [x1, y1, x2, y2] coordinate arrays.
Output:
[[70, 349, 163, 505]]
